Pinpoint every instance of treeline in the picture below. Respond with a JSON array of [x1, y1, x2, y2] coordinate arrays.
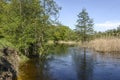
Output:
[[94, 26, 120, 39], [89, 26, 120, 53], [46, 25, 78, 41]]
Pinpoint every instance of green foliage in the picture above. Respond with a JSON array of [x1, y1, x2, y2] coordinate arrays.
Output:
[[0, 39, 14, 49], [0, 0, 80, 57], [76, 9, 94, 42], [0, 0, 61, 56], [95, 25, 120, 39], [45, 25, 76, 42]]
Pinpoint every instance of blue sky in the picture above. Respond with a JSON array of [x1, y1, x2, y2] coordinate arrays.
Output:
[[55, 0, 120, 31]]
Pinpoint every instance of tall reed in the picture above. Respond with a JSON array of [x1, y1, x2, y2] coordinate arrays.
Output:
[[88, 38, 120, 53]]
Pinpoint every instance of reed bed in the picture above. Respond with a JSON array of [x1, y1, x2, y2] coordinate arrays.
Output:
[[88, 38, 120, 53]]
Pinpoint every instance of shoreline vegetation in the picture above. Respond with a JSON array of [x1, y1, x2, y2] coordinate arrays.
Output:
[[48, 41, 81, 45], [0, 39, 28, 80], [88, 38, 120, 53], [48, 40, 120, 53]]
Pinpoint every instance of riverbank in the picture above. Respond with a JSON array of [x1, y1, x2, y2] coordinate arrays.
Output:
[[88, 38, 120, 53], [0, 47, 19, 80], [48, 40, 81, 45], [0, 39, 28, 80]]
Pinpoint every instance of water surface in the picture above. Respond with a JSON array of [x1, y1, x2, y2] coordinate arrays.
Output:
[[18, 45, 120, 80]]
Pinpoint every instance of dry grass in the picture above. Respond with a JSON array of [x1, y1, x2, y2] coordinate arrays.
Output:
[[58, 41, 81, 45], [47, 40, 81, 45], [88, 38, 120, 53]]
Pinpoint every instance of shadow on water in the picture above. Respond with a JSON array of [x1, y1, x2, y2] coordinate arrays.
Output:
[[18, 44, 120, 80], [18, 58, 51, 80], [18, 44, 70, 80], [72, 48, 94, 80], [46, 44, 73, 56]]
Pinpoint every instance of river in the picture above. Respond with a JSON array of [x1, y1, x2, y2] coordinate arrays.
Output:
[[18, 44, 120, 80]]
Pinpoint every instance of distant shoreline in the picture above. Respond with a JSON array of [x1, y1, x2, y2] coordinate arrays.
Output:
[[47, 40, 81, 45]]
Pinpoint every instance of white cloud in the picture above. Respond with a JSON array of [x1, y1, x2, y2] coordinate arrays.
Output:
[[95, 21, 120, 31]]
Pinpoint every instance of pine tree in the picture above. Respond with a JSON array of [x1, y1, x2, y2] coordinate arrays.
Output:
[[76, 9, 94, 42]]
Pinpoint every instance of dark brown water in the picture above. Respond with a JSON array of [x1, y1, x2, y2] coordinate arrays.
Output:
[[18, 45, 120, 80]]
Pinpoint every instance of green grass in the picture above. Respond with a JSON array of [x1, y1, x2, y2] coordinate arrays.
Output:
[[0, 38, 14, 49], [19, 54, 29, 63]]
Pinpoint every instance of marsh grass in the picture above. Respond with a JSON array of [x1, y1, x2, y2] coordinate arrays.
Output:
[[88, 38, 120, 53]]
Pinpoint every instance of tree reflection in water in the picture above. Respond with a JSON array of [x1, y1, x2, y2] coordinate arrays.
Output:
[[72, 47, 94, 80], [18, 45, 120, 80], [18, 58, 51, 80]]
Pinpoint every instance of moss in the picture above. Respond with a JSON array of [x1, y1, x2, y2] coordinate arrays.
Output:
[[19, 54, 29, 64]]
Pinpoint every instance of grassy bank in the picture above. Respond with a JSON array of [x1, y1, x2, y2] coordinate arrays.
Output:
[[0, 38, 28, 62], [88, 38, 120, 53], [0, 39, 14, 49], [0, 38, 29, 79]]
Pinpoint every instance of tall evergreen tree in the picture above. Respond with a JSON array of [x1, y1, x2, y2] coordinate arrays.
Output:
[[76, 9, 94, 42]]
